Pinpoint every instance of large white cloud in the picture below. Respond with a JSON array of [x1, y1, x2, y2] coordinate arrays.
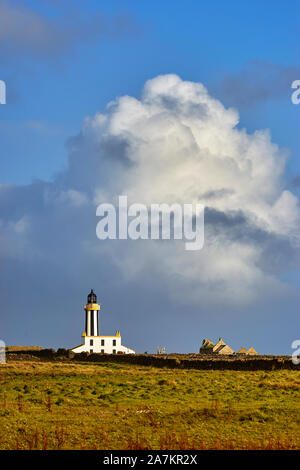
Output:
[[69, 74, 299, 305], [1, 74, 300, 309], [85, 74, 299, 235]]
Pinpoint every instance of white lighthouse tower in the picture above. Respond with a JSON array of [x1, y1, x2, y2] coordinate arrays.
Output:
[[84, 289, 100, 337], [71, 289, 135, 355]]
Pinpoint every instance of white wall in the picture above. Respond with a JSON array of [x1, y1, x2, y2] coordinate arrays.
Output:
[[72, 336, 135, 354]]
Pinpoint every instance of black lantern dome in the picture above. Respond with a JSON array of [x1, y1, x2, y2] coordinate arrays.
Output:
[[87, 289, 97, 304]]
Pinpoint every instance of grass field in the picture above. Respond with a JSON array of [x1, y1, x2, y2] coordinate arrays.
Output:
[[0, 359, 299, 450]]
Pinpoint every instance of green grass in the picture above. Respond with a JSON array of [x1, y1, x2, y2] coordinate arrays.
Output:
[[0, 360, 299, 450]]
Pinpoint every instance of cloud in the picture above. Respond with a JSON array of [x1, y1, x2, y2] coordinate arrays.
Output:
[[0, 0, 138, 62], [1, 74, 300, 313], [219, 61, 300, 107], [292, 174, 300, 188], [1, 74, 300, 352]]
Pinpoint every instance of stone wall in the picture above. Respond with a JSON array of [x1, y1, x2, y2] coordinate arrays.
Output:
[[5, 349, 300, 371]]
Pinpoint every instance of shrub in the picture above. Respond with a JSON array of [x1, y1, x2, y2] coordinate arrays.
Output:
[[56, 348, 69, 357]]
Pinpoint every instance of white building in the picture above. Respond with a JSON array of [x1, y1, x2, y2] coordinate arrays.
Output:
[[200, 337, 235, 355], [71, 289, 135, 355]]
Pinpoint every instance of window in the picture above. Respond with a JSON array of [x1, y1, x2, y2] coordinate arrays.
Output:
[[113, 339, 116, 346], [90, 340, 93, 346], [101, 349, 104, 353], [90, 349, 93, 354], [101, 339, 105, 346], [113, 349, 116, 354]]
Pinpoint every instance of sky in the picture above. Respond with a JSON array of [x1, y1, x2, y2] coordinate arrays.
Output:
[[0, 0, 300, 354]]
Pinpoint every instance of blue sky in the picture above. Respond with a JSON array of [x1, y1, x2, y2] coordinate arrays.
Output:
[[0, 0, 300, 354], [1, 0, 299, 183]]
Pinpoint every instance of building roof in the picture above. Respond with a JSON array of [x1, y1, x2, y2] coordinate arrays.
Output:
[[212, 337, 226, 352], [200, 339, 214, 349], [247, 347, 258, 355], [215, 344, 235, 355], [237, 347, 248, 354], [87, 289, 97, 304], [200, 337, 234, 354]]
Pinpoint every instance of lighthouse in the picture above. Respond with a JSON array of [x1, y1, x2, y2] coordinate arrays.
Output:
[[84, 289, 100, 336], [71, 289, 135, 355]]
